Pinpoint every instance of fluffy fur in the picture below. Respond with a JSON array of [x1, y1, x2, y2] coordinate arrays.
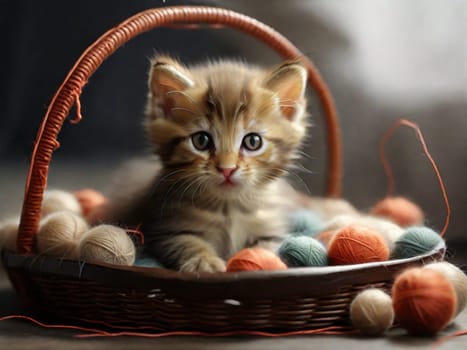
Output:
[[105, 56, 313, 272]]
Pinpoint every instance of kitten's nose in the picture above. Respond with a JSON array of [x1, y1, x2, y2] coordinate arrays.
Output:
[[216, 166, 238, 178]]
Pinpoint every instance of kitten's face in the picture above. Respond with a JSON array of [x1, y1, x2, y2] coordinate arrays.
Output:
[[145, 57, 308, 200]]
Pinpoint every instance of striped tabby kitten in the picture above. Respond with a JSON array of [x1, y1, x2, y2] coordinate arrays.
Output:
[[107, 56, 312, 272]]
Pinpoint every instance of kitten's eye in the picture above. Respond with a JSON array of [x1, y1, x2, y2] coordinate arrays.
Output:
[[242, 133, 263, 151], [191, 131, 213, 151]]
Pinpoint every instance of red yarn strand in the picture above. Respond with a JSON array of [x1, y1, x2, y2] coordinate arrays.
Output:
[[0, 314, 356, 338], [125, 223, 145, 245], [0, 315, 110, 335], [75, 326, 356, 339], [379, 119, 451, 237], [69, 90, 83, 124], [431, 329, 467, 349]]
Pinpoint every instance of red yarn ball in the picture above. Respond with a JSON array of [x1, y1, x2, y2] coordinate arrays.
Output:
[[371, 196, 424, 227], [74, 189, 108, 218], [392, 267, 457, 335], [227, 247, 287, 272], [327, 225, 389, 265]]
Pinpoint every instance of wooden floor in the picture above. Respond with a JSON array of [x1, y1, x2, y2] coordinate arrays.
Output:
[[1, 161, 467, 349]]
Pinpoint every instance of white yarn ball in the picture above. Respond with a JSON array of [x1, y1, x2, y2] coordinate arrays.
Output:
[[425, 261, 467, 317], [350, 288, 394, 335], [37, 211, 89, 259], [78, 224, 135, 266], [324, 214, 359, 231], [0, 218, 19, 252], [308, 198, 359, 220], [42, 190, 82, 218]]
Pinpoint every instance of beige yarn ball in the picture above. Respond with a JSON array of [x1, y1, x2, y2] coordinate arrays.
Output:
[[0, 218, 19, 252], [42, 190, 82, 218], [350, 288, 395, 336], [37, 211, 89, 259], [425, 262, 467, 317], [307, 198, 359, 220], [78, 224, 135, 266], [324, 214, 359, 231]]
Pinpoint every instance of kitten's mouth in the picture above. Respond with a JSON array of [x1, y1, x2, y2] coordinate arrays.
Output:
[[220, 178, 237, 187]]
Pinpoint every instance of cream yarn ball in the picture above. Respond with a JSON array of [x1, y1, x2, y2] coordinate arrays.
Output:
[[37, 211, 89, 259], [79, 224, 136, 266], [42, 190, 82, 218], [350, 288, 395, 335], [425, 261, 467, 317]]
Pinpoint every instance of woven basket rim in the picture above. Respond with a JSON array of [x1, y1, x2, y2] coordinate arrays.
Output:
[[2, 241, 445, 301], [2, 241, 445, 279]]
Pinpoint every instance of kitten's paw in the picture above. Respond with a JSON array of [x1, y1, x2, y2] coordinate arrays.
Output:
[[180, 255, 226, 273]]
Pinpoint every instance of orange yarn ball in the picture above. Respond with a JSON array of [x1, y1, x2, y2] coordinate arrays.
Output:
[[392, 267, 457, 335], [371, 196, 424, 227], [327, 226, 389, 265], [227, 247, 287, 272], [74, 188, 108, 218]]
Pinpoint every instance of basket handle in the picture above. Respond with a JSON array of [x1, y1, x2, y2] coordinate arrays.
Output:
[[17, 6, 342, 254]]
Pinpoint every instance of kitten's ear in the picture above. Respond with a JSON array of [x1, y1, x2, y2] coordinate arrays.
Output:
[[148, 56, 194, 116], [264, 62, 307, 120]]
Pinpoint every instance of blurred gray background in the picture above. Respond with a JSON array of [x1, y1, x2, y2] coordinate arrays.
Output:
[[0, 0, 465, 243], [1, 1, 467, 349]]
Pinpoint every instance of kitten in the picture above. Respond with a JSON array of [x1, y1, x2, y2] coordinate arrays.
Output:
[[103, 56, 353, 272]]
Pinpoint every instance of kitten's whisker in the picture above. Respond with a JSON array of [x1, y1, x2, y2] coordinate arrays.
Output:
[[285, 170, 312, 196], [158, 174, 196, 219], [150, 169, 190, 198], [296, 150, 315, 161], [291, 163, 315, 175], [178, 177, 203, 206], [191, 179, 207, 207]]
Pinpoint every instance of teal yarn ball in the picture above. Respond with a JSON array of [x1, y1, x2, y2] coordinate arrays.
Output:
[[134, 255, 164, 268], [288, 210, 324, 237], [278, 236, 328, 267], [391, 226, 443, 259]]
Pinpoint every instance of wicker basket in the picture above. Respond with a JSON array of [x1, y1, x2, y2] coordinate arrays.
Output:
[[2, 6, 445, 332]]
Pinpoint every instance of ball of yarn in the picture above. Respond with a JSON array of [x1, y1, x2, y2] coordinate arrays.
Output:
[[36, 211, 89, 259], [371, 197, 424, 227], [327, 225, 390, 265], [42, 190, 82, 218], [323, 214, 360, 231], [350, 288, 394, 336], [278, 236, 327, 267], [226, 247, 287, 272], [307, 198, 359, 220], [425, 262, 467, 317], [391, 226, 443, 259], [0, 218, 19, 252], [73, 188, 108, 218], [324, 215, 403, 250], [79, 224, 136, 265], [354, 216, 404, 250], [288, 210, 324, 236], [134, 255, 164, 268], [392, 267, 456, 335]]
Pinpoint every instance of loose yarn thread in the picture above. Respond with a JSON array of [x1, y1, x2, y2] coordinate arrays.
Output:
[[379, 119, 450, 237]]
